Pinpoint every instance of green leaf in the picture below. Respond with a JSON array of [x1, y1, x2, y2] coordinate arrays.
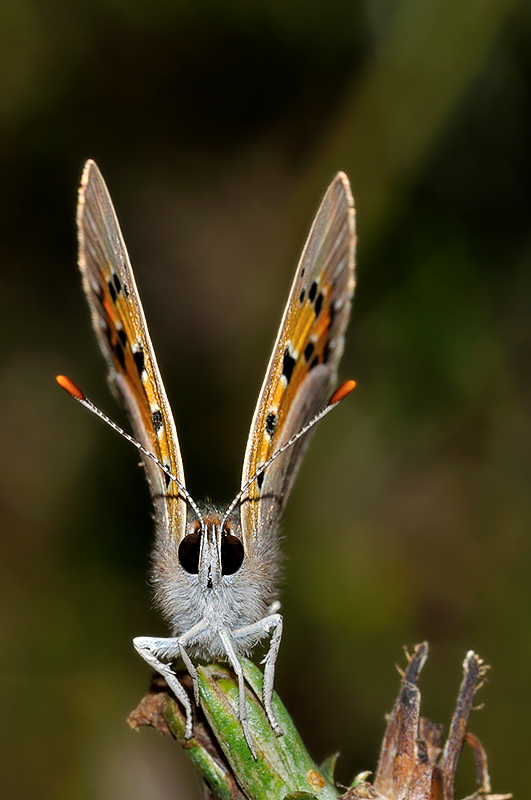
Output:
[[319, 753, 340, 785], [196, 660, 340, 800], [165, 694, 245, 800], [351, 771, 372, 788]]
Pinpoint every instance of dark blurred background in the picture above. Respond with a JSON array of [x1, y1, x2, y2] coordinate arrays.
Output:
[[1, 0, 530, 798]]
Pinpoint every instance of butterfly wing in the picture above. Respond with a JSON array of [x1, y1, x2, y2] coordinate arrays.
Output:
[[77, 159, 186, 543], [241, 172, 355, 545]]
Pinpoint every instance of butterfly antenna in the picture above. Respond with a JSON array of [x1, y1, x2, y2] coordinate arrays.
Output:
[[221, 379, 356, 529], [56, 375, 205, 526]]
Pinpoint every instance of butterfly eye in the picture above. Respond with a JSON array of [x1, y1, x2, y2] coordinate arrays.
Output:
[[178, 532, 201, 574], [221, 533, 244, 575]]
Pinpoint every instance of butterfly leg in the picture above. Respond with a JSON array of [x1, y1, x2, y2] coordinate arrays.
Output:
[[133, 620, 207, 739], [232, 613, 284, 737], [176, 628, 202, 706], [219, 629, 257, 760], [133, 635, 194, 737]]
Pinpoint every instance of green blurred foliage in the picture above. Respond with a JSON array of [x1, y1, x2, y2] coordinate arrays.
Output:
[[0, 0, 529, 798]]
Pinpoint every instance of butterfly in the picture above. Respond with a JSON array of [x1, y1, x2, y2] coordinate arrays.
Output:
[[59, 160, 356, 758]]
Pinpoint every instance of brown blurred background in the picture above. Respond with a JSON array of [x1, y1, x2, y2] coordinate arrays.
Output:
[[1, 0, 530, 798]]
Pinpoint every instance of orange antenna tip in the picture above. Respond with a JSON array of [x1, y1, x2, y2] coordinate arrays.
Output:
[[329, 379, 356, 405], [56, 375, 86, 401]]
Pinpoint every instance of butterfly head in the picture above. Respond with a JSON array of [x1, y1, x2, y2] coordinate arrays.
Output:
[[178, 513, 245, 590]]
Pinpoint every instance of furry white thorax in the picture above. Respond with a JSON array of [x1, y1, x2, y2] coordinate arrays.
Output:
[[151, 507, 281, 661]]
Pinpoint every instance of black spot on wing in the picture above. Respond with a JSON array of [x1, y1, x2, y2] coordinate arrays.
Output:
[[309, 281, 318, 302], [152, 409, 163, 434], [118, 328, 127, 347], [310, 355, 320, 371], [299, 288, 305, 303], [114, 340, 125, 369], [314, 293, 323, 318], [304, 341, 315, 362], [123, 282, 130, 298], [257, 471, 265, 490], [113, 273, 122, 295], [133, 347, 145, 376], [265, 412, 277, 437], [323, 340, 331, 364], [108, 279, 117, 303], [164, 470, 171, 488], [282, 348, 296, 383]]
